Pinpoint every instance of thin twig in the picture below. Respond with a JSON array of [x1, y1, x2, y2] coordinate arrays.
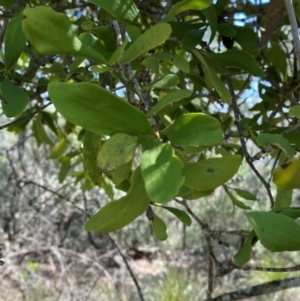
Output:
[[0, 103, 51, 131], [266, 76, 298, 105], [204, 277, 300, 301], [241, 264, 300, 272], [226, 74, 274, 207], [106, 234, 145, 301]]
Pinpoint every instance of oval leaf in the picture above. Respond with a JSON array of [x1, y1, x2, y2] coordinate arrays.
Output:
[[256, 133, 294, 159], [152, 213, 168, 241], [272, 156, 300, 189], [50, 137, 68, 159], [119, 23, 172, 64], [5, 13, 26, 71], [162, 113, 223, 146], [84, 168, 150, 232], [233, 230, 257, 266], [48, 82, 154, 136], [168, 0, 212, 16], [154, 53, 190, 73], [141, 142, 185, 203], [182, 28, 206, 51], [204, 51, 266, 77], [83, 131, 102, 186], [147, 89, 192, 117], [274, 187, 293, 209], [183, 155, 242, 190], [142, 74, 179, 91], [193, 50, 232, 104], [98, 133, 138, 173], [289, 105, 300, 119], [245, 211, 300, 252], [162, 206, 192, 226], [88, 0, 141, 27], [1, 78, 29, 117], [22, 7, 107, 64]]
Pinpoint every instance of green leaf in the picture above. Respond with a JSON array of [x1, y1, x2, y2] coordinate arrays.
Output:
[[193, 50, 232, 104], [274, 187, 293, 209], [58, 157, 71, 183], [119, 23, 172, 64], [154, 53, 190, 73], [83, 131, 102, 186], [48, 82, 154, 136], [152, 213, 168, 241], [256, 133, 294, 159], [141, 142, 185, 203], [182, 29, 206, 51], [109, 39, 128, 64], [81, 23, 116, 51], [50, 137, 68, 159], [5, 13, 26, 71], [100, 175, 115, 200], [142, 56, 160, 77], [204, 51, 266, 77], [183, 155, 242, 190], [233, 26, 257, 51], [162, 206, 192, 226], [97, 133, 138, 173], [269, 44, 287, 76], [146, 89, 192, 117], [224, 186, 251, 210], [274, 207, 300, 219], [234, 189, 257, 201], [87, 0, 141, 27], [168, 0, 212, 16], [162, 113, 223, 146], [111, 161, 132, 185], [142, 74, 179, 91], [245, 211, 300, 252], [201, 5, 217, 44], [127, 25, 142, 41], [33, 115, 53, 146], [84, 168, 150, 232], [289, 105, 300, 119], [22, 7, 108, 65], [89, 65, 110, 74], [217, 23, 236, 37], [1, 78, 29, 117], [233, 230, 257, 266]]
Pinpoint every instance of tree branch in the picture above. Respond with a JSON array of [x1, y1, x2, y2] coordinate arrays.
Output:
[[284, 0, 300, 66], [205, 277, 300, 301], [226, 74, 274, 207]]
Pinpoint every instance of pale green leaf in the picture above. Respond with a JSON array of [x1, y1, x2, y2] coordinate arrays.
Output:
[[162, 113, 223, 146], [183, 155, 242, 190], [119, 23, 172, 64], [256, 133, 294, 159], [141, 142, 185, 203], [152, 213, 168, 241], [168, 0, 212, 16], [84, 168, 150, 232], [245, 211, 300, 252], [97, 133, 138, 173], [48, 82, 154, 136], [147, 89, 192, 117], [87, 0, 141, 26]]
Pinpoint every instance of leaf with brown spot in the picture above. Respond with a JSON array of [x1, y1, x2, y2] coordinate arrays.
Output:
[[255, 0, 285, 50]]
